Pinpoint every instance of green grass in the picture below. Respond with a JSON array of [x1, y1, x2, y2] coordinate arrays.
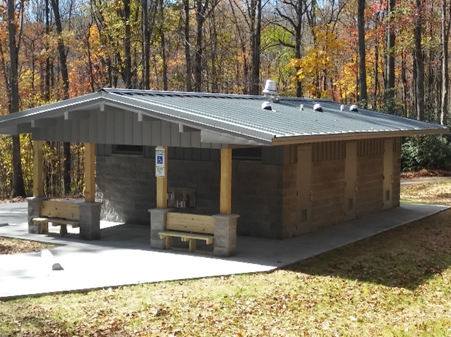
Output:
[[1, 183, 451, 336]]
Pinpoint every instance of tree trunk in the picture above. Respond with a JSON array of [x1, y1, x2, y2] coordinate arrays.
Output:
[[250, 0, 262, 95], [385, 0, 396, 113], [159, 0, 168, 90], [123, 0, 132, 88], [51, 0, 72, 195], [414, 0, 425, 120], [357, 0, 368, 107], [184, 0, 192, 91], [194, 0, 204, 92], [440, 0, 450, 125], [7, 0, 26, 197]]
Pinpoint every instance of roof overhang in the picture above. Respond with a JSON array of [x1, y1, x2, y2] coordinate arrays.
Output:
[[272, 128, 449, 146], [0, 89, 448, 148]]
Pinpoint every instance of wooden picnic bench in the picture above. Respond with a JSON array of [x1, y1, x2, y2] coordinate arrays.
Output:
[[159, 213, 215, 253], [32, 200, 80, 236]]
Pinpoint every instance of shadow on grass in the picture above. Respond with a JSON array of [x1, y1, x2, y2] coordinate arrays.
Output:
[[286, 209, 451, 290]]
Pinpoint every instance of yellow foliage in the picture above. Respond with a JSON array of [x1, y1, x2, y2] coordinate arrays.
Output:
[[292, 26, 346, 99]]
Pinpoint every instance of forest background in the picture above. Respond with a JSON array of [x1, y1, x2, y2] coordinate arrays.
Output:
[[1, 0, 451, 199]]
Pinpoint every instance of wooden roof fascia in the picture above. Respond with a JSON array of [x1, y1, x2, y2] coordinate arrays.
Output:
[[271, 128, 450, 146]]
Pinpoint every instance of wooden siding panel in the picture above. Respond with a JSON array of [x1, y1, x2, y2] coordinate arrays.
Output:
[[142, 120, 152, 145], [88, 111, 97, 143], [97, 111, 106, 144], [132, 113, 142, 145], [151, 121, 161, 145], [114, 110, 124, 144], [105, 111, 115, 144], [170, 123, 181, 147], [123, 111, 133, 145]]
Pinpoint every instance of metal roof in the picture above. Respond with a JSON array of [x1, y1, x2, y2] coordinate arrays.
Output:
[[0, 88, 447, 147]]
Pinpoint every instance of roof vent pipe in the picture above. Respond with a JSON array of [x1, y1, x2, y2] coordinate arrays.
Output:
[[262, 80, 279, 102], [350, 104, 359, 112], [313, 103, 323, 112], [261, 101, 272, 111]]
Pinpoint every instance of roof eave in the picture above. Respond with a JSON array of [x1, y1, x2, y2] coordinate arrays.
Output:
[[271, 128, 450, 146]]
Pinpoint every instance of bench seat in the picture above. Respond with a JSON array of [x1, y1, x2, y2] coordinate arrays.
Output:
[[32, 213, 80, 236], [159, 230, 214, 252]]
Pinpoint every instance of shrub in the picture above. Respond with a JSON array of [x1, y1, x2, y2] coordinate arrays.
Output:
[[401, 135, 451, 172]]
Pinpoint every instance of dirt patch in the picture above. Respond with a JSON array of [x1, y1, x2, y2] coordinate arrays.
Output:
[[401, 168, 451, 179], [0, 237, 57, 255]]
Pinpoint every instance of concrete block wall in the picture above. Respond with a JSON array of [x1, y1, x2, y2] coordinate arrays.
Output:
[[392, 138, 402, 207], [96, 146, 285, 239], [310, 158, 346, 230], [96, 155, 155, 224], [233, 161, 284, 239], [356, 154, 384, 217], [281, 163, 298, 238]]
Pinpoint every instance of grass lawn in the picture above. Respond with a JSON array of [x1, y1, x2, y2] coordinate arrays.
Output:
[[1, 181, 451, 336]]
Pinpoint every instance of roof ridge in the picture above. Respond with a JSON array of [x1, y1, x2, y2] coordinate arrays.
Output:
[[100, 88, 263, 100]]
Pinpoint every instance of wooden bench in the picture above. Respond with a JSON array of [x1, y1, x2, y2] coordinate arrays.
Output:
[[32, 200, 80, 236], [159, 213, 215, 252]]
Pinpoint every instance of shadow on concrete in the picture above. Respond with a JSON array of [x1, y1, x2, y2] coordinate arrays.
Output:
[[284, 209, 451, 290]]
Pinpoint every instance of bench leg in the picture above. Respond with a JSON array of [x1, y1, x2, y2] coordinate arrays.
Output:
[[188, 239, 197, 252], [60, 224, 68, 236], [164, 236, 173, 249], [40, 222, 49, 234]]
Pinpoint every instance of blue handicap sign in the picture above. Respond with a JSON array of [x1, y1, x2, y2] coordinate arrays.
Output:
[[157, 156, 164, 164]]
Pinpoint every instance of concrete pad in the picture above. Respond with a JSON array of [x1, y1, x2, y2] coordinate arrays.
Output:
[[0, 202, 448, 299]]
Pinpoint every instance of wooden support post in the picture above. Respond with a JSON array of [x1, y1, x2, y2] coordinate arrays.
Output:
[[33, 140, 44, 197], [220, 148, 232, 214], [156, 146, 168, 208], [84, 143, 96, 202]]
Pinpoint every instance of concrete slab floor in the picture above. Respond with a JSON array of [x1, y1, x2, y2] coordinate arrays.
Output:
[[0, 202, 448, 299]]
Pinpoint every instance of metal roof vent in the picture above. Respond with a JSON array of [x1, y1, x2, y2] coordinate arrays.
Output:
[[313, 103, 323, 112], [261, 101, 272, 111], [350, 104, 359, 112], [262, 80, 279, 102]]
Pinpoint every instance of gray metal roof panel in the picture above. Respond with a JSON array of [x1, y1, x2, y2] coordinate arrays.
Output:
[[104, 89, 447, 138], [0, 89, 447, 144]]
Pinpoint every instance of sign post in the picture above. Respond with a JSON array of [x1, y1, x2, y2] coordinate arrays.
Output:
[[155, 146, 165, 177], [155, 146, 168, 208]]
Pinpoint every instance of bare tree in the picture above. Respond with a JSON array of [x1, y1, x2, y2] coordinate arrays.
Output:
[[7, 0, 26, 197], [385, 0, 395, 113], [440, 0, 450, 125], [50, 0, 72, 195], [357, 0, 367, 107], [414, 0, 425, 120]]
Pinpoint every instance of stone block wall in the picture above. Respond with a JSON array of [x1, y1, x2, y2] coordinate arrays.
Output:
[[96, 155, 155, 224], [96, 146, 285, 239], [356, 140, 384, 217], [233, 161, 283, 239], [310, 158, 346, 230]]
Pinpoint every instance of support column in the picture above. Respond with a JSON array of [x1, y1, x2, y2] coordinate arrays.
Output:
[[28, 140, 46, 233], [220, 148, 232, 214], [84, 143, 96, 202], [156, 146, 168, 208], [27, 197, 47, 234], [149, 208, 172, 249], [79, 202, 102, 240], [213, 214, 239, 257], [33, 140, 44, 198], [80, 143, 101, 240]]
